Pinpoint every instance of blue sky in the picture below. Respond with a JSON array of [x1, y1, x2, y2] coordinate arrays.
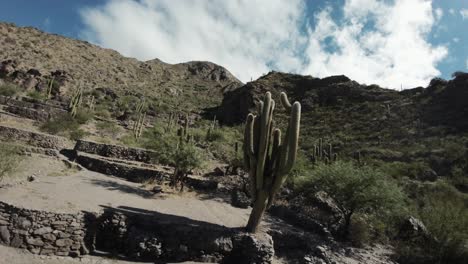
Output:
[[0, 0, 467, 89]]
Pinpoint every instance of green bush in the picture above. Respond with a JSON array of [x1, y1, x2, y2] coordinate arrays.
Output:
[[170, 141, 205, 191], [295, 161, 406, 240], [40, 111, 92, 140], [397, 182, 468, 264], [0, 143, 20, 181], [74, 109, 94, 124], [27, 90, 46, 100], [0, 82, 20, 97], [40, 114, 80, 135], [69, 129, 90, 141], [96, 121, 121, 139]]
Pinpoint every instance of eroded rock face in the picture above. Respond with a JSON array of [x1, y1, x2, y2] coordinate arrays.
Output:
[[0, 59, 17, 77]]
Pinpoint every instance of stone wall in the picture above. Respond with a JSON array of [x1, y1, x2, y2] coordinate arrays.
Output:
[[0, 202, 89, 257], [0, 96, 67, 121], [74, 140, 157, 164], [0, 125, 71, 150], [0, 202, 275, 263], [75, 153, 166, 182]]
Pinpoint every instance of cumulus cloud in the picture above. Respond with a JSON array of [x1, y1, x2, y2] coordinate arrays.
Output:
[[79, 0, 306, 82], [303, 0, 447, 88], [80, 0, 447, 89], [461, 9, 468, 20]]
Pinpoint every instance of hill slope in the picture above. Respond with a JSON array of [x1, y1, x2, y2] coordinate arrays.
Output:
[[0, 22, 242, 113]]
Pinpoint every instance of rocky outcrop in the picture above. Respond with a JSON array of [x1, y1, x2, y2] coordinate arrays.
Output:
[[0, 125, 71, 150], [0, 202, 89, 257], [74, 140, 157, 164], [231, 189, 250, 209], [269, 193, 345, 238], [184, 61, 242, 85]]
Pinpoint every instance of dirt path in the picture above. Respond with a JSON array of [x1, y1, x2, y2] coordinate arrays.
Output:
[[0, 156, 250, 228], [0, 245, 209, 264]]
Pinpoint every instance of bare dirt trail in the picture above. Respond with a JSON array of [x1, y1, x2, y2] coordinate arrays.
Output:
[[0, 245, 208, 264], [0, 156, 251, 228]]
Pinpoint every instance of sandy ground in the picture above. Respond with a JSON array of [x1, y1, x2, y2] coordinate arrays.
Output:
[[0, 245, 208, 264], [0, 156, 251, 228]]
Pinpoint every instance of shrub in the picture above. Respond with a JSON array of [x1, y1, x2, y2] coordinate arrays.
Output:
[[171, 142, 205, 191], [96, 121, 121, 139], [74, 109, 94, 124], [295, 161, 406, 239], [40, 111, 91, 140], [0, 82, 19, 97], [69, 129, 89, 141], [0, 143, 20, 181], [397, 182, 468, 264], [27, 90, 46, 100], [40, 113, 80, 135]]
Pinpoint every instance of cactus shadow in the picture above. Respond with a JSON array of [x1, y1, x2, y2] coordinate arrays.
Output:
[[88, 178, 161, 199]]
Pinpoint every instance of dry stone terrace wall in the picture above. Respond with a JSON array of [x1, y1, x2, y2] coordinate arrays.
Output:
[[74, 140, 157, 164], [0, 202, 89, 257], [74, 152, 166, 183], [0, 125, 72, 150], [0, 95, 67, 121], [0, 202, 275, 263]]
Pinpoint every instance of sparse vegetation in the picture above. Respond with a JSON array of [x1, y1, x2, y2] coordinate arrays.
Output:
[[0, 143, 20, 181], [40, 110, 93, 139], [0, 82, 20, 98]]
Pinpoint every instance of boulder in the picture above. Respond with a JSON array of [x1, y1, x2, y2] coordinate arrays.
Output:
[[0, 226, 10, 244], [224, 233, 275, 264], [0, 59, 16, 77], [231, 189, 250, 208], [399, 216, 430, 240]]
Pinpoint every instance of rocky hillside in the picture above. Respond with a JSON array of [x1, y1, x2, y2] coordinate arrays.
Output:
[[217, 71, 468, 189], [0, 22, 242, 113]]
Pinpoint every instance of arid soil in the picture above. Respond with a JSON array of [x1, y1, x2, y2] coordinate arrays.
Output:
[[0, 155, 251, 228]]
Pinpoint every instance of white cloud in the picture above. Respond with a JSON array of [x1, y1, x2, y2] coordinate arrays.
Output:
[[79, 0, 306, 82], [449, 8, 455, 15], [461, 9, 468, 20], [80, 0, 447, 89], [303, 0, 447, 88], [434, 8, 443, 21]]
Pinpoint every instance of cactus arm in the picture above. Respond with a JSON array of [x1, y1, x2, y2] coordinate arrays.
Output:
[[281, 102, 301, 174], [280, 92, 291, 110]]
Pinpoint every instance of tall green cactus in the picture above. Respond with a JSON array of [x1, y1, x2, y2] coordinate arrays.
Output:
[[243, 91, 301, 232], [46, 76, 55, 99], [133, 100, 146, 139], [69, 84, 83, 118]]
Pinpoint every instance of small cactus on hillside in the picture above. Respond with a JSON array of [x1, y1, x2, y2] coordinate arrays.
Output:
[[68, 84, 83, 117], [133, 100, 147, 139], [243, 91, 301, 232], [46, 76, 55, 99]]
